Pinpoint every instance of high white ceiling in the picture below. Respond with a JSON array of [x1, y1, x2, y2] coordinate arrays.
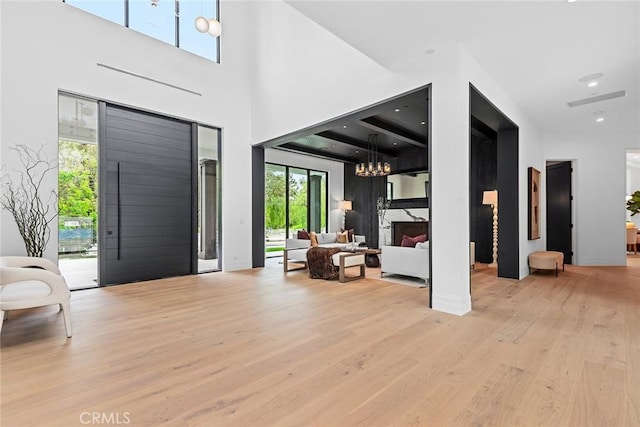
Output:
[[285, 0, 640, 135]]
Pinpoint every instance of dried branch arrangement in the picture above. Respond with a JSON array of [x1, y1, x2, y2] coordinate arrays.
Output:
[[1, 144, 58, 257]]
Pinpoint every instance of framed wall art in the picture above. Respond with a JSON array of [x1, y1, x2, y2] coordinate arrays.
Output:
[[528, 167, 541, 240]]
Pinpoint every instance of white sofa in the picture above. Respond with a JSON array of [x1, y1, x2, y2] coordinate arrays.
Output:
[[381, 244, 429, 282], [284, 232, 365, 272]]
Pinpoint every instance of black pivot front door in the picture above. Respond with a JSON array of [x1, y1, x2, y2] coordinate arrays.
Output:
[[546, 161, 572, 264], [99, 103, 195, 285]]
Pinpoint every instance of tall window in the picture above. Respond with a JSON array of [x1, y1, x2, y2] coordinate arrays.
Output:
[[197, 125, 222, 273], [265, 164, 328, 257], [58, 94, 99, 290], [64, 0, 220, 63]]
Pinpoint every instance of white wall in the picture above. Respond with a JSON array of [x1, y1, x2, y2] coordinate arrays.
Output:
[[264, 149, 344, 232], [249, 0, 418, 144], [544, 132, 640, 265], [0, 0, 254, 270]]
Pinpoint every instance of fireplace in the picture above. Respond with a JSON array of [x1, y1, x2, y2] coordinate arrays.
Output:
[[391, 221, 429, 246]]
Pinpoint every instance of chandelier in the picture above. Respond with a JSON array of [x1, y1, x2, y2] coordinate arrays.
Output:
[[355, 133, 391, 177]]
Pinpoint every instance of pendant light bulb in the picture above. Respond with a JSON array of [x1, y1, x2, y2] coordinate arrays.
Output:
[[207, 18, 222, 37], [195, 16, 210, 33]]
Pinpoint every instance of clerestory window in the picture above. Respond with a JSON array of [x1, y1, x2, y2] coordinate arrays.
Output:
[[64, 0, 220, 63]]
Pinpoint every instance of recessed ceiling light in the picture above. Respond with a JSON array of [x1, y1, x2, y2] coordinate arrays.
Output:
[[420, 121, 426, 125], [394, 108, 401, 112], [331, 144, 336, 148], [393, 142, 397, 146], [424, 48, 436, 55], [343, 125, 347, 129], [596, 117, 604, 122], [567, 0, 577, 3], [355, 150, 359, 154], [588, 81, 598, 88]]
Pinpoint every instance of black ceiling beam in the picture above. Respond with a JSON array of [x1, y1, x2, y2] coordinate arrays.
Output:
[[359, 117, 427, 147], [316, 131, 398, 158], [278, 143, 359, 164]]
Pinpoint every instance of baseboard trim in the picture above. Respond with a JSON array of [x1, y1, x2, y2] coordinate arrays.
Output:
[[431, 292, 472, 316]]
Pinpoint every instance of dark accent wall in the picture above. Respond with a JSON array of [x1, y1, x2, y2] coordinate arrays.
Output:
[[497, 128, 519, 279], [251, 146, 265, 268], [344, 164, 386, 248], [470, 134, 497, 263]]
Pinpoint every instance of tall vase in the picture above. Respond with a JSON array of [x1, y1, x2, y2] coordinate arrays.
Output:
[[378, 218, 386, 248]]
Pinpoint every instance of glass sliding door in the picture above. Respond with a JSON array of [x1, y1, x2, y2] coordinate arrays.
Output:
[[264, 164, 328, 258], [288, 167, 308, 237], [265, 164, 287, 258], [58, 94, 99, 290], [197, 125, 222, 273]]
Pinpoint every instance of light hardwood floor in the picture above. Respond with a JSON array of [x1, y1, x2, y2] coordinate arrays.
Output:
[[1, 260, 639, 426]]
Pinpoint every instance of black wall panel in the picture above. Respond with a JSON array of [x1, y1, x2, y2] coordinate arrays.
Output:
[[344, 164, 386, 248], [252, 146, 266, 268], [497, 128, 519, 279]]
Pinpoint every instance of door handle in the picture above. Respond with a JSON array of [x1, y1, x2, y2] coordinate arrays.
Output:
[[117, 162, 121, 260]]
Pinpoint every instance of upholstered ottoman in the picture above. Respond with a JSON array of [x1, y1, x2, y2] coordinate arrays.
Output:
[[528, 251, 564, 277]]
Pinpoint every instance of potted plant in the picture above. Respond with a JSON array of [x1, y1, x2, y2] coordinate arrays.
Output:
[[628, 190, 640, 217]]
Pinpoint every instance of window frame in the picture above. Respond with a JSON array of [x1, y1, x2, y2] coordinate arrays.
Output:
[[63, 0, 220, 63]]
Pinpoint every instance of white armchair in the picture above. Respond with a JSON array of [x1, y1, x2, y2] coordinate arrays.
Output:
[[0, 256, 72, 338]]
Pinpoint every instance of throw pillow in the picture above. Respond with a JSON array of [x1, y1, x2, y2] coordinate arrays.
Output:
[[336, 230, 348, 243], [415, 241, 430, 250], [309, 231, 319, 247], [340, 228, 355, 242], [318, 232, 337, 245], [401, 233, 428, 247], [297, 229, 310, 240]]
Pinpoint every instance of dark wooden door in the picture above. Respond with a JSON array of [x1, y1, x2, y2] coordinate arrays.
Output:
[[99, 103, 195, 285], [546, 161, 572, 264]]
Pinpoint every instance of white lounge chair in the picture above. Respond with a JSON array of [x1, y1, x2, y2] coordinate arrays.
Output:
[[0, 256, 72, 338]]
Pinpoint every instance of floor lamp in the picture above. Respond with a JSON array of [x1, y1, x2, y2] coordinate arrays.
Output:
[[483, 190, 498, 267], [338, 200, 352, 231]]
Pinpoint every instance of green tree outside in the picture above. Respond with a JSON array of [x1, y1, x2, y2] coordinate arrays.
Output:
[[58, 140, 98, 242]]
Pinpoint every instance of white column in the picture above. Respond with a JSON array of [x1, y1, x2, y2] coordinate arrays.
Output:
[[429, 45, 472, 316]]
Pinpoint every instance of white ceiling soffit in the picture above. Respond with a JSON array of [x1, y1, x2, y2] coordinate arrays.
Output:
[[284, 0, 640, 135]]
